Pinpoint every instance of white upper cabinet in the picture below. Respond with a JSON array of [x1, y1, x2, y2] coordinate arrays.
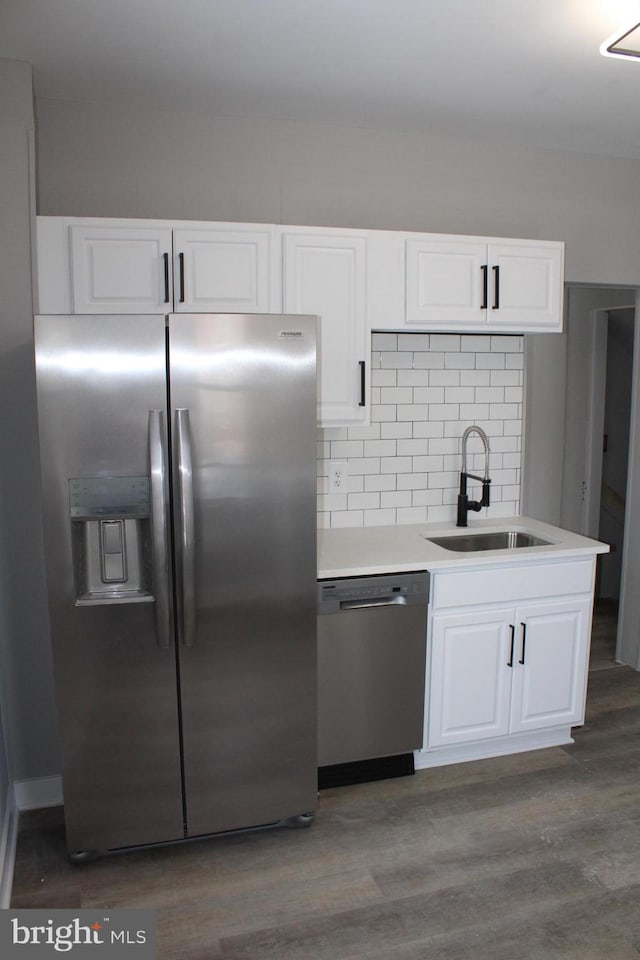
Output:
[[282, 229, 369, 427], [172, 226, 276, 313], [405, 235, 564, 332], [37, 219, 277, 315], [70, 224, 173, 313]]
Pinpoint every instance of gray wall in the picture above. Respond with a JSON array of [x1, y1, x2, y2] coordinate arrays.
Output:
[[35, 97, 640, 287], [0, 61, 59, 795]]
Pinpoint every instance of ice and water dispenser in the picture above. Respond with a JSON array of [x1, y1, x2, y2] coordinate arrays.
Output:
[[69, 476, 154, 604]]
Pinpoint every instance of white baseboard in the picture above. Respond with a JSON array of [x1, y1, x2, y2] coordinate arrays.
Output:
[[0, 783, 18, 909], [0, 775, 63, 909], [13, 775, 63, 811], [414, 727, 574, 770]]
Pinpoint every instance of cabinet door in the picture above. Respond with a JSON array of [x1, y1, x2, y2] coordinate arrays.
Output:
[[428, 609, 513, 747], [70, 225, 172, 313], [488, 242, 564, 330], [173, 226, 276, 313], [509, 597, 592, 734], [406, 237, 486, 327], [282, 231, 368, 426]]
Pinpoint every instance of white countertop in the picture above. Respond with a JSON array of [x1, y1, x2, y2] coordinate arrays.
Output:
[[317, 516, 609, 579]]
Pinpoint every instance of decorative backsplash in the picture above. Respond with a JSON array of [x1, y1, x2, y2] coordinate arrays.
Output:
[[317, 332, 524, 528]]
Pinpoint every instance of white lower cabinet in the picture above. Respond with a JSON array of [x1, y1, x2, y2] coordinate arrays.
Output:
[[420, 560, 595, 765], [429, 597, 591, 748]]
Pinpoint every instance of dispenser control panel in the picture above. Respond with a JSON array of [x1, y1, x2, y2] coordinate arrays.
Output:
[[69, 477, 150, 519]]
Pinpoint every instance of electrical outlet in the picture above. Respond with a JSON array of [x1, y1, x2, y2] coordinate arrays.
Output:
[[328, 460, 348, 492]]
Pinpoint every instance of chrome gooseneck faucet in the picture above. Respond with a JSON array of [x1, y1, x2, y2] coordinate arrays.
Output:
[[457, 425, 491, 527]]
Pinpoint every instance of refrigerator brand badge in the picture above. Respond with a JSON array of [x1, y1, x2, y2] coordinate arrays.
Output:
[[1, 909, 156, 957], [278, 329, 305, 339]]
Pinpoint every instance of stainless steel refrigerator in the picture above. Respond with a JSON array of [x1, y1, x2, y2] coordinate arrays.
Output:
[[34, 312, 318, 857]]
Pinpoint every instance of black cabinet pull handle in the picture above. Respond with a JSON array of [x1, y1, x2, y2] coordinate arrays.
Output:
[[359, 360, 366, 407], [162, 253, 170, 304], [519, 622, 527, 665], [480, 264, 488, 310], [178, 252, 185, 304], [492, 265, 500, 309], [508, 624, 515, 667]]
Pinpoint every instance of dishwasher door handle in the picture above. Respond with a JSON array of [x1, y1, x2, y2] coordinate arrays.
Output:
[[339, 595, 408, 611]]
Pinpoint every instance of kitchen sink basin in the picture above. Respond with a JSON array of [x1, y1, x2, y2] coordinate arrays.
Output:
[[427, 530, 552, 552]]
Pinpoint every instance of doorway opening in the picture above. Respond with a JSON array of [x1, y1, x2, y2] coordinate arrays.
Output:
[[561, 286, 637, 669]]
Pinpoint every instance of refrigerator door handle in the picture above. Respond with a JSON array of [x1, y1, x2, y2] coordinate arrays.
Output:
[[149, 410, 172, 649], [176, 408, 196, 647]]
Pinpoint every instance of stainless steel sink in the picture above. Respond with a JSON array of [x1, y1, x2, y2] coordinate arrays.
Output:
[[427, 530, 551, 552]]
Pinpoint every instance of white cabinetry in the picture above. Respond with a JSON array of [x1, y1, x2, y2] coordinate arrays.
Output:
[[172, 226, 276, 312], [405, 235, 564, 332], [38, 219, 277, 315], [70, 224, 173, 313], [419, 558, 595, 767], [282, 229, 369, 427]]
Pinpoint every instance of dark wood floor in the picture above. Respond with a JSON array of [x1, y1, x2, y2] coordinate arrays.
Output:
[[12, 602, 640, 959]]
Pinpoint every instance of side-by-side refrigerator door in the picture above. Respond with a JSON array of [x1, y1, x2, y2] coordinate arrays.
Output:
[[169, 313, 318, 837], [34, 314, 184, 853]]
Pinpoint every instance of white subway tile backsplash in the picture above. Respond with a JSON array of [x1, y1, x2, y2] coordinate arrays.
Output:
[[398, 333, 430, 351], [413, 455, 446, 472], [396, 473, 429, 490], [331, 440, 364, 458], [371, 333, 398, 350], [347, 457, 381, 475], [412, 488, 444, 507], [316, 333, 524, 527], [506, 353, 525, 369], [413, 386, 446, 404], [491, 335, 522, 352], [461, 335, 491, 352], [381, 456, 412, 474], [364, 439, 398, 457], [444, 387, 476, 404], [364, 508, 397, 526], [430, 370, 461, 387], [413, 352, 445, 369], [348, 492, 381, 510], [444, 353, 476, 369], [344, 424, 381, 441], [365, 474, 397, 492], [371, 369, 397, 387], [475, 387, 505, 403], [461, 370, 491, 386], [460, 403, 489, 420], [397, 370, 431, 386], [476, 353, 506, 369], [371, 405, 397, 422], [397, 506, 428, 524], [381, 491, 413, 509], [413, 421, 445, 439], [331, 510, 364, 528], [430, 334, 461, 351], [380, 386, 414, 404], [381, 351, 414, 368], [428, 404, 460, 421], [396, 438, 430, 456], [381, 422, 413, 439], [397, 404, 429, 421]]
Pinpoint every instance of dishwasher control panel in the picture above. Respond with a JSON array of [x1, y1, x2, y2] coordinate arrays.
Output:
[[318, 571, 429, 614]]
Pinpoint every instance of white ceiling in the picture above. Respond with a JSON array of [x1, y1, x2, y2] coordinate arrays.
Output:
[[3, 0, 640, 159]]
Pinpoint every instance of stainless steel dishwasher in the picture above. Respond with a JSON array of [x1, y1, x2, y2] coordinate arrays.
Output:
[[317, 571, 429, 769]]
